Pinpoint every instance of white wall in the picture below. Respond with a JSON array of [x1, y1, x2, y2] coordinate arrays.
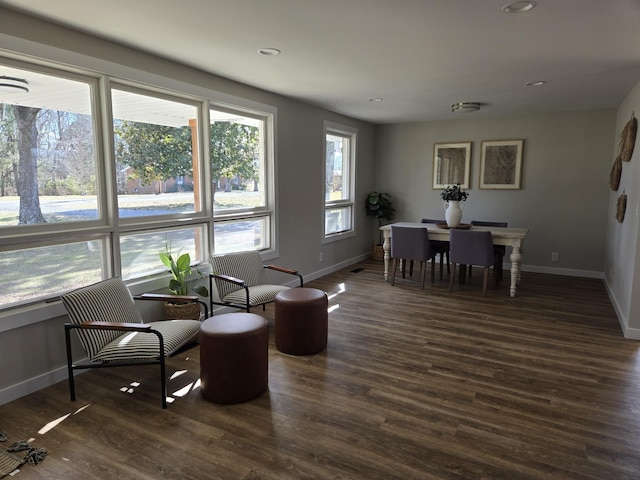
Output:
[[604, 80, 640, 338], [374, 110, 616, 276]]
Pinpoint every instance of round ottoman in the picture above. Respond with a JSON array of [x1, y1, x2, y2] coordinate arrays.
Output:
[[275, 288, 328, 355], [199, 313, 268, 404]]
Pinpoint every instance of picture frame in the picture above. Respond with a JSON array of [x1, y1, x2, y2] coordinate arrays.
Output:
[[432, 142, 471, 189], [479, 139, 524, 189]]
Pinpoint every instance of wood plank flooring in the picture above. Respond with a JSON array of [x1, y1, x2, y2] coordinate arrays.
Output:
[[2, 260, 639, 479]]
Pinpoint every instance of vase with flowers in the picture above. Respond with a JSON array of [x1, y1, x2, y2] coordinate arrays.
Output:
[[440, 184, 469, 228]]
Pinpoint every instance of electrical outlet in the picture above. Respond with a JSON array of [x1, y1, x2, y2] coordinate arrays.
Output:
[[551, 252, 559, 261], [319, 252, 323, 262]]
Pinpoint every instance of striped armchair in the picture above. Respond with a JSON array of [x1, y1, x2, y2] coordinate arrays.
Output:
[[62, 278, 204, 408], [209, 251, 303, 312]]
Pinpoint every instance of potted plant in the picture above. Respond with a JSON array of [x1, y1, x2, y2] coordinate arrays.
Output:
[[440, 184, 469, 202], [159, 244, 209, 319], [440, 184, 468, 227], [365, 192, 396, 260]]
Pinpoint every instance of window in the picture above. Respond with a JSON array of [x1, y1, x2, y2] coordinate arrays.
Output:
[[0, 60, 103, 310], [0, 56, 277, 312], [112, 88, 200, 217], [0, 63, 98, 228], [111, 86, 208, 275], [323, 122, 356, 240], [210, 107, 273, 254]]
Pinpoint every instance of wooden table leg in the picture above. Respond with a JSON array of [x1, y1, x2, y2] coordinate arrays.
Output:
[[509, 245, 523, 297], [383, 230, 391, 281]]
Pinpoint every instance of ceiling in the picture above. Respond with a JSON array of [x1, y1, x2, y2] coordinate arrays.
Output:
[[2, 0, 640, 124]]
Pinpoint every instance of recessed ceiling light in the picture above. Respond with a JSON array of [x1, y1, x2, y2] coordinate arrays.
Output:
[[451, 102, 481, 113], [525, 80, 546, 87], [257, 48, 281, 56], [368, 97, 383, 102], [502, 1, 537, 13], [0, 75, 29, 93]]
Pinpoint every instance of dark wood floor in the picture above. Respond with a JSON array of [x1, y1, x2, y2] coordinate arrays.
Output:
[[2, 260, 640, 479]]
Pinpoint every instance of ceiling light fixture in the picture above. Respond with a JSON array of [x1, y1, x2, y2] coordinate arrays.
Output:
[[0, 75, 29, 93], [451, 102, 481, 113], [525, 80, 546, 87], [257, 48, 281, 56], [368, 97, 383, 102], [502, 1, 537, 13]]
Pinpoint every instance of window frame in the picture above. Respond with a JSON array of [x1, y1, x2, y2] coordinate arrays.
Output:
[[322, 121, 357, 243]]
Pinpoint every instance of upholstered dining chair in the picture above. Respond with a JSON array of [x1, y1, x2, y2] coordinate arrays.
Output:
[[449, 229, 498, 296], [421, 218, 450, 280], [390, 225, 434, 289], [209, 250, 303, 313], [470, 220, 508, 280], [62, 278, 206, 408]]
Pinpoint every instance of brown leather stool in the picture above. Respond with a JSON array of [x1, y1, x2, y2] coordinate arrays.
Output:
[[200, 313, 268, 404], [275, 288, 328, 355]]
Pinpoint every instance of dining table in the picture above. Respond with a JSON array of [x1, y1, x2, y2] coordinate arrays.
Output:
[[379, 222, 529, 297]]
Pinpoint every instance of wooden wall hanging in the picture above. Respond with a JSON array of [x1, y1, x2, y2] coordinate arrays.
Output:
[[616, 192, 627, 223], [609, 155, 622, 191], [619, 113, 637, 163]]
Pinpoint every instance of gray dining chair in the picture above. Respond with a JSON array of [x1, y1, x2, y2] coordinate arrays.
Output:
[[449, 229, 498, 296], [390, 225, 434, 289], [470, 220, 508, 280], [421, 218, 450, 280]]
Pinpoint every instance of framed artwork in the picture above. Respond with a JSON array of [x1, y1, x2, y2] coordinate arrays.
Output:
[[433, 142, 471, 189], [479, 139, 524, 189]]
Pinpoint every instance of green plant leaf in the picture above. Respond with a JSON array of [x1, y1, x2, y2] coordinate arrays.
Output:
[[159, 252, 173, 268], [193, 285, 209, 297], [168, 278, 182, 295], [176, 253, 191, 272]]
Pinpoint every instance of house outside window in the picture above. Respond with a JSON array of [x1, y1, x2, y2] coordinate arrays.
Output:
[[323, 121, 356, 241]]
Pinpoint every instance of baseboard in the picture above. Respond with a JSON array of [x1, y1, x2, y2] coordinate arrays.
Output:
[[0, 365, 72, 406], [519, 264, 603, 279], [603, 277, 639, 339], [304, 253, 371, 283]]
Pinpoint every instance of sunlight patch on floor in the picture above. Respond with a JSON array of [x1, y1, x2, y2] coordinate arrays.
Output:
[[327, 282, 346, 300]]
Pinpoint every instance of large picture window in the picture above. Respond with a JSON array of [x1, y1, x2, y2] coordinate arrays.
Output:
[[323, 122, 356, 240], [0, 57, 276, 312]]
